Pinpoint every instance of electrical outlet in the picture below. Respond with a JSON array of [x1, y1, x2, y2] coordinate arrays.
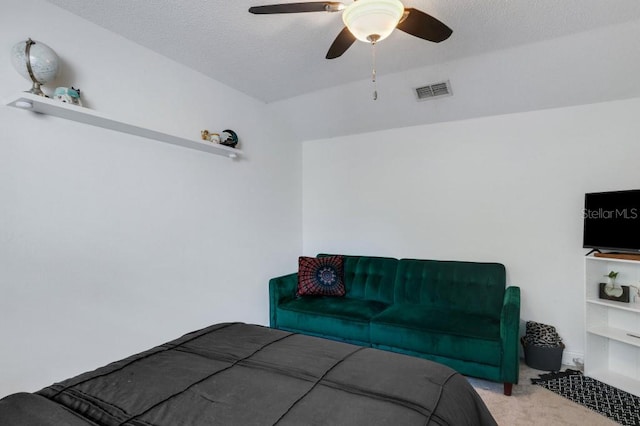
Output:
[[573, 357, 584, 370]]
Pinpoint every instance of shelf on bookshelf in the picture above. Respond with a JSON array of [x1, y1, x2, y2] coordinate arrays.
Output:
[[587, 325, 640, 347]]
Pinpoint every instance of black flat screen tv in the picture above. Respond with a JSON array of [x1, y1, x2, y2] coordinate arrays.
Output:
[[583, 189, 640, 253]]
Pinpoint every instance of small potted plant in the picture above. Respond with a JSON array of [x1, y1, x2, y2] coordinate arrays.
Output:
[[604, 271, 622, 297]]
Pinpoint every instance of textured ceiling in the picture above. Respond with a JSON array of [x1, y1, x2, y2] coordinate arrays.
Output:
[[44, 0, 640, 103]]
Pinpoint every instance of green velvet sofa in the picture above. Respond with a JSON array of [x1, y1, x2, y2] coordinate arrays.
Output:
[[269, 254, 521, 395]]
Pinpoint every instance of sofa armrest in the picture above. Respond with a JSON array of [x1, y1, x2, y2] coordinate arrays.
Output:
[[269, 273, 298, 327], [500, 286, 521, 385]]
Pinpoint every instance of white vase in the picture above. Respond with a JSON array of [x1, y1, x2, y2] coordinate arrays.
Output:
[[605, 278, 623, 297]]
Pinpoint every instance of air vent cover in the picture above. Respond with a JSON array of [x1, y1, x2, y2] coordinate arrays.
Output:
[[415, 80, 452, 101]]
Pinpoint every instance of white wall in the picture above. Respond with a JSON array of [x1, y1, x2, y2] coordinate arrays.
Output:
[[0, 0, 301, 397], [302, 97, 640, 364]]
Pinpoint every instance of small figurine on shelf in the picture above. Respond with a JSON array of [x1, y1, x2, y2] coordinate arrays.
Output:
[[220, 129, 239, 148], [630, 285, 640, 303], [200, 130, 221, 143], [53, 86, 82, 106]]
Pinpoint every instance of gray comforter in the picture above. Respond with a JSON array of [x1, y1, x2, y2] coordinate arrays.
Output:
[[0, 323, 497, 425]]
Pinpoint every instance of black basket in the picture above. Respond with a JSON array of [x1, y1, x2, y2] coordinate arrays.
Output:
[[521, 337, 565, 371]]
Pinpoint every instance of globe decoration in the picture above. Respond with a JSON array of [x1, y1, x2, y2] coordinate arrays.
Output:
[[11, 38, 60, 97]]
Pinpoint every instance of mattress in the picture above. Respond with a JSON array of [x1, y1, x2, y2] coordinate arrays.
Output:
[[0, 322, 497, 425]]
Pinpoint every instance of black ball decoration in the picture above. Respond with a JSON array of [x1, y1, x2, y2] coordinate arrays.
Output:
[[221, 129, 238, 148]]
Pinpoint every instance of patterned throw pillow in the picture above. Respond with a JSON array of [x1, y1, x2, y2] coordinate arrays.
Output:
[[297, 256, 345, 297]]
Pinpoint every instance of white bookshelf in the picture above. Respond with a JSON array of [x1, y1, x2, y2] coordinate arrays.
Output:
[[5, 93, 243, 159], [585, 256, 640, 396]]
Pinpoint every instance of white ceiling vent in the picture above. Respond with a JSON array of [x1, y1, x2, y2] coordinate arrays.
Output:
[[414, 80, 452, 101]]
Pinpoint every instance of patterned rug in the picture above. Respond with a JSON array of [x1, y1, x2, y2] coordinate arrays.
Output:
[[531, 369, 640, 425]]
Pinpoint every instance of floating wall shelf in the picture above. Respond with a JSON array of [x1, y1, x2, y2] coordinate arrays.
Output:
[[5, 93, 243, 159]]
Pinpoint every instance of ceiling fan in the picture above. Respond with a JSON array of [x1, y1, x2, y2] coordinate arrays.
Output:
[[248, 0, 453, 59]]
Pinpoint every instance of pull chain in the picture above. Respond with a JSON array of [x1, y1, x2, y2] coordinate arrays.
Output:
[[366, 34, 381, 100], [371, 40, 378, 101]]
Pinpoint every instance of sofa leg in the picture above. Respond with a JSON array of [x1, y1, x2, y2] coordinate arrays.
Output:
[[503, 383, 513, 396]]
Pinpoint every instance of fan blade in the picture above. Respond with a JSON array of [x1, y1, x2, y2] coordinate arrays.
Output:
[[396, 8, 452, 43], [326, 27, 356, 59], [249, 2, 344, 14]]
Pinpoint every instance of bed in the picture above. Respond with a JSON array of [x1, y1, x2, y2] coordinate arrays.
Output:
[[0, 322, 497, 425]]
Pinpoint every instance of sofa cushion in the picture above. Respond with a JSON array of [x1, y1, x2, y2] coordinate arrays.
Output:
[[394, 259, 506, 318], [276, 297, 389, 344], [370, 305, 502, 366], [319, 254, 398, 304], [297, 256, 345, 297]]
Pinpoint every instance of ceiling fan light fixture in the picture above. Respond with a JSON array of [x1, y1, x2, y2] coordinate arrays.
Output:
[[342, 0, 404, 43]]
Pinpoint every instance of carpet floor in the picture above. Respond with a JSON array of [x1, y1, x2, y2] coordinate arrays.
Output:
[[469, 364, 620, 425]]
